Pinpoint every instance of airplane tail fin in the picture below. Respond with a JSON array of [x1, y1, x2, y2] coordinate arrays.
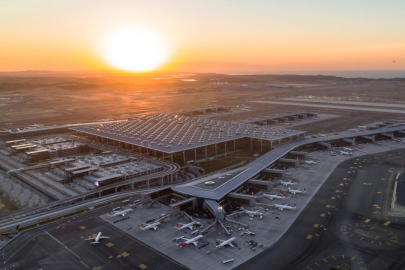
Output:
[[176, 224, 182, 229], [292, 204, 296, 208]]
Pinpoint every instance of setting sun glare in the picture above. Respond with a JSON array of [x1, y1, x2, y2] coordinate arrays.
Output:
[[101, 27, 169, 72]]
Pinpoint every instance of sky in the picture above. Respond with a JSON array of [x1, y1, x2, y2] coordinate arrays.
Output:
[[1, 0, 405, 73]]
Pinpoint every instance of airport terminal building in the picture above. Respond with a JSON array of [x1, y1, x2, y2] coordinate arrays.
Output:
[[72, 113, 310, 166]]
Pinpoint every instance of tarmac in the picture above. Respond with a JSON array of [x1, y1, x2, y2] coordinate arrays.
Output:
[[2, 141, 405, 269], [1, 207, 186, 270], [237, 148, 405, 270], [100, 141, 405, 269]]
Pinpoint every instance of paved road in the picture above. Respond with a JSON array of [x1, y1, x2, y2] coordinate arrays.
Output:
[[237, 149, 405, 270]]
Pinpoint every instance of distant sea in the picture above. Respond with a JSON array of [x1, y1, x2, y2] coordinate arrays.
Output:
[[232, 70, 405, 79]]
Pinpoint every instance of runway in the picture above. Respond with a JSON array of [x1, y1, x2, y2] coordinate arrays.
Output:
[[1, 208, 187, 270], [237, 149, 405, 270], [250, 100, 405, 114]]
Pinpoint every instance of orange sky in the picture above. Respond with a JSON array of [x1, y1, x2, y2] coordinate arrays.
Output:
[[1, 0, 404, 73]]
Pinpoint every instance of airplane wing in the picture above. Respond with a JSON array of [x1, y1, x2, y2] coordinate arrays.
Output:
[[192, 241, 198, 246], [229, 243, 234, 247], [177, 223, 186, 226], [84, 237, 96, 241], [99, 236, 110, 239], [184, 212, 194, 222], [216, 239, 225, 243]]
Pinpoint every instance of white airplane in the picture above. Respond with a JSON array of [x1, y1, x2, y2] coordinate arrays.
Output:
[[108, 208, 133, 217], [340, 151, 352, 156], [262, 193, 286, 200], [343, 147, 353, 151], [273, 204, 297, 211], [215, 237, 236, 248], [279, 180, 297, 186], [177, 235, 203, 247], [230, 208, 267, 219], [176, 221, 200, 230], [358, 126, 367, 129], [288, 187, 306, 195], [84, 232, 110, 244], [140, 221, 161, 231], [304, 160, 318, 165]]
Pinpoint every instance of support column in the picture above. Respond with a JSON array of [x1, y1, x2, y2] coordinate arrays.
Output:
[[215, 144, 217, 157], [146, 180, 150, 188], [183, 151, 186, 165], [205, 146, 208, 159], [195, 148, 197, 161]]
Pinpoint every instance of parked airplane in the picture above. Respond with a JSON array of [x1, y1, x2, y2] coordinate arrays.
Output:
[[273, 204, 297, 211], [279, 180, 297, 186], [340, 151, 352, 156], [84, 232, 110, 244], [216, 237, 236, 248], [108, 208, 133, 217], [177, 235, 203, 247], [262, 193, 285, 200], [304, 160, 318, 165], [140, 221, 161, 231], [229, 208, 267, 219], [176, 221, 200, 230], [343, 147, 353, 151], [288, 187, 306, 195], [176, 212, 201, 230]]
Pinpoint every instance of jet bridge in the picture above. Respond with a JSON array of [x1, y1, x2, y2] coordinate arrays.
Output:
[[278, 158, 299, 167], [170, 197, 197, 216], [288, 151, 308, 159], [228, 193, 255, 206], [203, 199, 225, 220], [380, 132, 394, 140], [341, 138, 355, 146], [318, 142, 331, 150], [200, 219, 232, 235], [263, 168, 286, 179], [361, 135, 375, 143], [247, 179, 271, 191]]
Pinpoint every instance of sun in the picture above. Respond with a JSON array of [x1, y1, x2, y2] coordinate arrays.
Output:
[[101, 27, 169, 72]]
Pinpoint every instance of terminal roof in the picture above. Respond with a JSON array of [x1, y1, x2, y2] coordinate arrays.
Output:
[[173, 125, 405, 200], [72, 113, 305, 154]]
